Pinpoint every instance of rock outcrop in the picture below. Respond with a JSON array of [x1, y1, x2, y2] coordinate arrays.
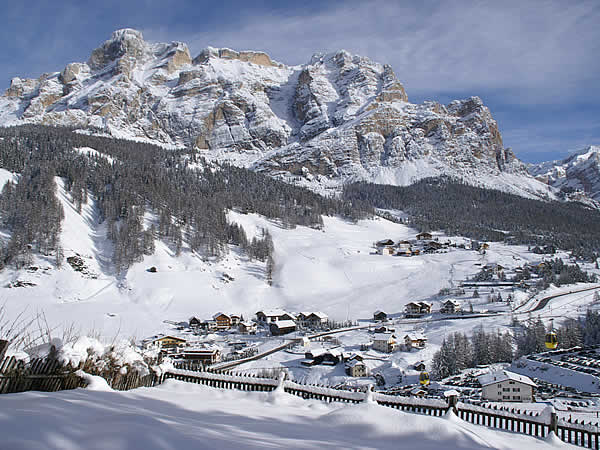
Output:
[[0, 29, 554, 199]]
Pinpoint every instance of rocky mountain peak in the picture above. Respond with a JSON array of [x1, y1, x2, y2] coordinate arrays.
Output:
[[88, 28, 150, 72], [0, 29, 557, 201]]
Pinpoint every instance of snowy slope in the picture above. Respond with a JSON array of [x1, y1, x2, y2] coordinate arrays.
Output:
[[0, 380, 575, 449], [0, 29, 558, 200], [0, 183, 562, 342]]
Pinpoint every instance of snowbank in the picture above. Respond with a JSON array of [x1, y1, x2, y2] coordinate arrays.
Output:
[[0, 380, 575, 449]]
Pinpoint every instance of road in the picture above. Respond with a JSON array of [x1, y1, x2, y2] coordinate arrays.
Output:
[[515, 284, 600, 315]]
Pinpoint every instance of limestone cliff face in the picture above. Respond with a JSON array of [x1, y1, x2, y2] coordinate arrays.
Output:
[[0, 28, 550, 199]]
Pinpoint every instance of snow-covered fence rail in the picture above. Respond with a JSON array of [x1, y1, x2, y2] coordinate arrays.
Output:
[[164, 368, 452, 412], [375, 392, 449, 416], [163, 368, 280, 391], [456, 401, 600, 448], [162, 368, 600, 448], [0, 356, 85, 394]]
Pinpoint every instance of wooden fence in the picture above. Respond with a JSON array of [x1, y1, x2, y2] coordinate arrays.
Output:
[[0, 355, 161, 394], [0, 356, 85, 394]]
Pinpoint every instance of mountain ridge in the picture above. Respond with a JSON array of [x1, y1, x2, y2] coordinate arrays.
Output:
[[529, 145, 600, 202], [0, 28, 562, 200]]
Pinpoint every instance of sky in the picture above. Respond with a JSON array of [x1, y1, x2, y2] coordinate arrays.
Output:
[[1, 0, 599, 163]]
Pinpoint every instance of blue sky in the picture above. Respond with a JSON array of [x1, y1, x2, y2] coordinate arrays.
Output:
[[1, 0, 598, 163]]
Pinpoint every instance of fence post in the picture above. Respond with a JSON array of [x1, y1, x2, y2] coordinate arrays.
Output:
[[445, 391, 458, 414], [550, 410, 558, 438], [0, 340, 8, 361]]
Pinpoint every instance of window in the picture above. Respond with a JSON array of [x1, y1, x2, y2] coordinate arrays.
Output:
[[509, 381, 515, 385], [513, 396, 521, 400], [512, 388, 520, 392], [502, 388, 510, 392], [503, 395, 510, 400]]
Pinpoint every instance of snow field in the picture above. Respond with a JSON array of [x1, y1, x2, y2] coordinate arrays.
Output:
[[0, 379, 576, 449]]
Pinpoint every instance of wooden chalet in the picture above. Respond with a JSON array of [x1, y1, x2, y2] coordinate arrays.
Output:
[[302, 348, 344, 366], [397, 242, 412, 256], [416, 232, 433, 241], [373, 310, 388, 322], [424, 241, 443, 253], [188, 316, 202, 328], [404, 301, 432, 318], [413, 361, 426, 371], [269, 320, 297, 336], [238, 321, 257, 334], [256, 309, 296, 324], [142, 335, 187, 351], [178, 347, 221, 365], [296, 311, 329, 329], [376, 239, 395, 247], [212, 312, 232, 330], [373, 325, 394, 334], [304, 312, 328, 329], [197, 320, 218, 332], [440, 299, 461, 314]]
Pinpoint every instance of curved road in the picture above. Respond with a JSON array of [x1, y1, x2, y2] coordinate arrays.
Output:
[[522, 285, 600, 314]]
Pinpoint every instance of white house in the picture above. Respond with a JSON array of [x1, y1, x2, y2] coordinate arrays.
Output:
[[379, 246, 395, 256], [404, 332, 427, 349], [345, 359, 368, 377], [372, 333, 397, 353], [478, 370, 536, 402]]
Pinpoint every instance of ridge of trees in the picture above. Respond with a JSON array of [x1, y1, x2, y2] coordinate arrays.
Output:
[[342, 177, 600, 260]]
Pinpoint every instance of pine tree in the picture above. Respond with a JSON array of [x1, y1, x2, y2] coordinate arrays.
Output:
[[266, 255, 274, 286]]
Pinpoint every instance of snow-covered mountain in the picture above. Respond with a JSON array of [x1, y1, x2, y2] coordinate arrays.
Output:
[[529, 145, 600, 201], [0, 28, 555, 199]]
